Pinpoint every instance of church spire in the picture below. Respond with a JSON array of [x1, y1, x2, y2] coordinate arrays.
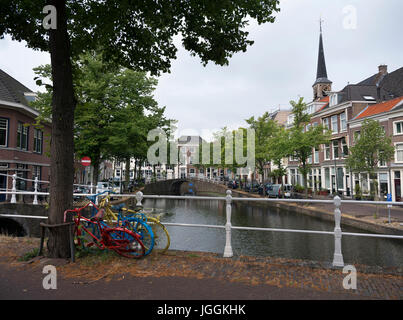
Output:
[[313, 19, 332, 100], [316, 19, 328, 80]]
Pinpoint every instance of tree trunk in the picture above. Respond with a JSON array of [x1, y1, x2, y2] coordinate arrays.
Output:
[[47, 0, 76, 258], [92, 156, 100, 186], [125, 157, 131, 192]]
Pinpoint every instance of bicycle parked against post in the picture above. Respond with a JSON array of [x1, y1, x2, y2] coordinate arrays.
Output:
[[98, 193, 170, 254], [64, 201, 145, 259]]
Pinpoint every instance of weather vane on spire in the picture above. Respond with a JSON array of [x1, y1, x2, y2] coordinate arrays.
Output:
[[319, 16, 324, 33]]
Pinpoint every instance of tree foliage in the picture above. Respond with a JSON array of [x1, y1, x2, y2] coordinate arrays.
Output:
[[288, 97, 330, 194]]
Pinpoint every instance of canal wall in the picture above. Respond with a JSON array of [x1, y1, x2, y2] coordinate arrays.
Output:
[[199, 188, 403, 236]]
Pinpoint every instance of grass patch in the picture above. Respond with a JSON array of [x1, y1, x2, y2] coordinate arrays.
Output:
[[19, 248, 39, 261], [77, 248, 118, 266]]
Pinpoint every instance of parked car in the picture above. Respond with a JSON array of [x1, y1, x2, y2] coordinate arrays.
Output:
[[228, 180, 239, 189], [258, 183, 272, 195], [245, 182, 260, 193], [266, 184, 283, 198], [73, 186, 90, 201], [96, 181, 110, 194]]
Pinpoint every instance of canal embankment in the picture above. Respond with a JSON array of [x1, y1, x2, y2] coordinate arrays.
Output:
[[198, 188, 403, 236]]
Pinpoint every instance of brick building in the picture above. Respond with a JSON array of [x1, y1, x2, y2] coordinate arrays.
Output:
[[286, 27, 403, 200], [0, 69, 51, 201]]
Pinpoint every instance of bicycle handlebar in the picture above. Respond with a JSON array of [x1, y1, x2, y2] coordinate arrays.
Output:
[[63, 200, 100, 222]]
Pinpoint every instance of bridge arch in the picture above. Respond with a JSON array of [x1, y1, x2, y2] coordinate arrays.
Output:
[[0, 217, 27, 237]]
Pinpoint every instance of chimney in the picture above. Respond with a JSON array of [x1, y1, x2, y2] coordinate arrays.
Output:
[[378, 65, 388, 76]]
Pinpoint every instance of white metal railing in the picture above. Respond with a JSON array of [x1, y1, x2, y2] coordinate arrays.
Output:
[[1, 189, 403, 268], [0, 173, 94, 204]]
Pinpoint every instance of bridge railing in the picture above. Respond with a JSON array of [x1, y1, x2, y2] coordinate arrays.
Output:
[[0, 173, 95, 204], [1, 189, 403, 268]]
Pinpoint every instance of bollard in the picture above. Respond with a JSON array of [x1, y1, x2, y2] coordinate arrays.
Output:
[[332, 196, 344, 267], [10, 174, 17, 204], [223, 189, 233, 258], [135, 191, 143, 207], [33, 177, 38, 205]]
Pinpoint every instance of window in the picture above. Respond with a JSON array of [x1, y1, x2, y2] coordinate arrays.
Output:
[[307, 105, 314, 114], [33, 129, 43, 153], [379, 152, 387, 167], [32, 166, 41, 181], [325, 168, 330, 189], [17, 122, 29, 150], [337, 168, 344, 190], [314, 148, 319, 163], [330, 94, 339, 107], [340, 112, 347, 131], [331, 115, 338, 134], [0, 118, 8, 147], [333, 140, 339, 159], [322, 118, 329, 130], [353, 131, 361, 142], [16, 164, 28, 190], [324, 144, 331, 160], [394, 121, 403, 135], [395, 144, 403, 162], [341, 138, 348, 157]]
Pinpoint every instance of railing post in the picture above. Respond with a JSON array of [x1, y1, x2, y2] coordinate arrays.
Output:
[[33, 177, 38, 205], [135, 191, 143, 207], [332, 196, 344, 267], [11, 174, 17, 204], [223, 189, 233, 258]]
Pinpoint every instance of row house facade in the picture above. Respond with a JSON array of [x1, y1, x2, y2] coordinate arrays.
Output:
[[0, 69, 51, 201], [286, 27, 403, 200]]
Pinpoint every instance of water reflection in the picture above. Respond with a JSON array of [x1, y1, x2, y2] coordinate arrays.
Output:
[[144, 199, 403, 268]]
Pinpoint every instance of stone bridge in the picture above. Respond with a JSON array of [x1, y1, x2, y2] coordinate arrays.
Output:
[[143, 178, 228, 196], [0, 203, 48, 237]]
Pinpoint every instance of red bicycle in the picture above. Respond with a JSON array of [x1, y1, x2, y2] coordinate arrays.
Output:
[[64, 202, 145, 259]]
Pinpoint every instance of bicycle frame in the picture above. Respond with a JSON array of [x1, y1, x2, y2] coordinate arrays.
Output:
[[64, 201, 141, 252]]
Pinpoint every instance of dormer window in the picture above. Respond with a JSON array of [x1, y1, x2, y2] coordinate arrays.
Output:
[[24, 92, 37, 103], [330, 93, 339, 107]]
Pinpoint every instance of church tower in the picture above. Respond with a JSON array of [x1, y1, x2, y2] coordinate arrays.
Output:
[[313, 21, 332, 101]]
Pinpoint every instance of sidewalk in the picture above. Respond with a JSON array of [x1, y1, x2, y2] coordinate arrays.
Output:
[[0, 236, 402, 300]]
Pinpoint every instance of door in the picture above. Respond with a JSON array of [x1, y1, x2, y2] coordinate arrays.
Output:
[[0, 171, 6, 202], [394, 171, 401, 202]]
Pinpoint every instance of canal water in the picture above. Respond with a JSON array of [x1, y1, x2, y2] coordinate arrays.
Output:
[[144, 198, 403, 268]]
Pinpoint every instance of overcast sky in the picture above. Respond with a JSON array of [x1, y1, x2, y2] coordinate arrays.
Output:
[[1, 0, 402, 141]]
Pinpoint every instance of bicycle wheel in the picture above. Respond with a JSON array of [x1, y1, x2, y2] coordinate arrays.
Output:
[[106, 228, 145, 259], [147, 218, 170, 254], [123, 218, 155, 256]]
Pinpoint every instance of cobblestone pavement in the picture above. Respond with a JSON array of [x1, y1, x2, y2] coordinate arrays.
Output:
[[0, 236, 402, 300]]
